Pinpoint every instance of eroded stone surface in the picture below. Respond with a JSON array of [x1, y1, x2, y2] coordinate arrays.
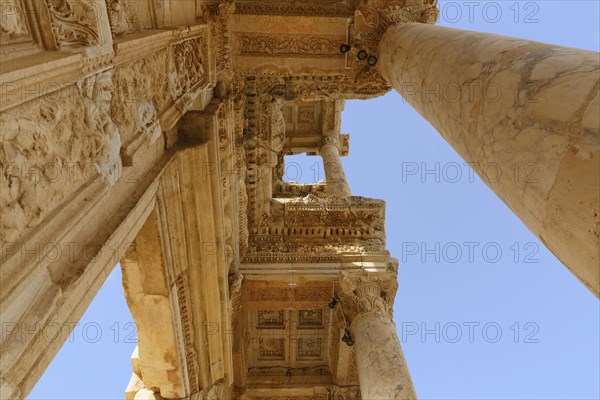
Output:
[[379, 23, 600, 296]]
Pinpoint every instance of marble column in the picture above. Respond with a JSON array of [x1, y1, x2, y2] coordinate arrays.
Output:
[[378, 23, 600, 297], [321, 135, 352, 197], [339, 271, 416, 400]]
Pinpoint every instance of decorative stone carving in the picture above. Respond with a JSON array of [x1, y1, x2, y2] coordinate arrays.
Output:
[[284, 196, 385, 233], [258, 338, 285, 360], [247, 366, 329, 378], [244, 239, 386, 264], [251, 75, 390, 102], [207, 2, 235, 75], [234, 2, 353, 17], [274, 182, 327, 199], [111, 47, 170, 131], [106, 0, 139, 37], [44, 0, 101, 47], [77, 70, 122, 185], [338, 270, 398, 324], [239, 33, 342, 58], [135, 100, 161, 143], [297, 338, 322, 358], [170, 36, 208, 99], [174, 273, 200, 394], [298, 310, 323, 328], [243, 287, 331, 303], [331, 386, 362, 400], [229, 273, 243, 316], [0, 0, 30, 44]]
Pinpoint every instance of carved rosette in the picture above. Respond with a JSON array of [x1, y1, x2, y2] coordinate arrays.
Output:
[[338, 270, 398, 325]]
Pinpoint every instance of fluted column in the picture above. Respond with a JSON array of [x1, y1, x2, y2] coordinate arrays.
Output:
[[321, 135, 352, 197], [377, 23, 600, 297], [338, 270, 416, 400]]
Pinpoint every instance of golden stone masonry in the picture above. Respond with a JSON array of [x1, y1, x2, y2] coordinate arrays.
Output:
[[0, 1, 598, 399]]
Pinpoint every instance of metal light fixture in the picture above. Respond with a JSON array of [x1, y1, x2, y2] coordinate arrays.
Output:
[[328, 297, 339, 309], [339, 44, 351, 53], [341, 328, 354, 347]]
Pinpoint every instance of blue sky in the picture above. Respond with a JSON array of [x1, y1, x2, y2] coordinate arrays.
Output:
[[28, 2, 599, 399]]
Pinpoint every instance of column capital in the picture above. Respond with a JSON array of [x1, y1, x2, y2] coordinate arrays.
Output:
[[320, 134, 340, 150], [353, 2, 438, 58], [338, 270, 398, 325]]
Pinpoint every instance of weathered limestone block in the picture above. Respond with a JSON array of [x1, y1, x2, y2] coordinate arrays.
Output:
[[378, 23, 600, 296], [121, 211, 185, 399], [111, 47, 169, 164], [1, 71, 121, 244], [0, 136, 169, 399]]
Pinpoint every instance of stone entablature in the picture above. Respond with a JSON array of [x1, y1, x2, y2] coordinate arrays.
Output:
[[244, 196, 386, 264]]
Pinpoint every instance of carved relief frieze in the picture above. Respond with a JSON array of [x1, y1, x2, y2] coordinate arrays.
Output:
[[110, 47, 169, 163], [284, 196, 384, 232], [234, 2, 353, 18], [244, 241, 385, 264], [174, 273, 200, 393], [243, 287, 331, 303], [134, 100, 161, 144], [43, 0, 101, 47], [0, 71, 125, 242], [215, 99, 238, 271], [274, 182, 327, 199], [247, 74, 390, 102], [170, 35, 208, 99], [229, 273, 243, 317], [247, 366, 329, 378], [77, 70, 122, 185], [207, 2, 235, 75], [331, 385, 361, 400], [106, 0, 140, 37], [0, 0, 31, 45], [238, 33, 343, 59]]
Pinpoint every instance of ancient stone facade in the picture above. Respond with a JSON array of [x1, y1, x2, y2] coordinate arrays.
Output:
[[0, 1, 598, 399]]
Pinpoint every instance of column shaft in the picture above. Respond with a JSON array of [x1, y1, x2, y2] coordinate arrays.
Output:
[[352, 312, 416, 400], [321, 140, 352, 197], [378, 23, 600, 297], [339, 271, 416, 399]]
